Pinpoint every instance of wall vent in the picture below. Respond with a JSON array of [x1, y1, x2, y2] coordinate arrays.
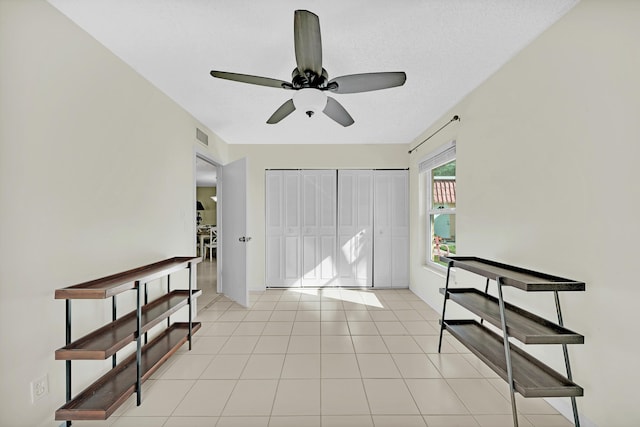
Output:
[[196, 128, 209, 146]]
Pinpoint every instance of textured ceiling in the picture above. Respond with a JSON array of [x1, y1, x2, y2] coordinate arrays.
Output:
[[48, 0, 578, 145]]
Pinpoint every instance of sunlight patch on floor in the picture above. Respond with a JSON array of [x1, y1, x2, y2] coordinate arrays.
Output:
[[284, 287, 384, 309]]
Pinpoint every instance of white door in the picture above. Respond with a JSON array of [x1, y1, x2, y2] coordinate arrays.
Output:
[[265, 171, 284, 286], [219, 157, 249, 306], [373, 170, 409, 287], [265, 170, 301, 287], [389, 171, 409, 287], [283, 171, 302, 286], [337, 170, 373, 286], [301, 170, 337, 286], [265, 169, 407, 289]]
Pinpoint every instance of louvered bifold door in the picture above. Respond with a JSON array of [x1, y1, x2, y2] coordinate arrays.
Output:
[[337, 170, 374, 287], [373, 170, 409, 288], [301, 170, 337, 286], [265, 170, 301, 287]]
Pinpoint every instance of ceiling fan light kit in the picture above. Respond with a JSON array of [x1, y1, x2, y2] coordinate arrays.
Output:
[[293, 88, 327, 118], [210, 10, 406, 127]]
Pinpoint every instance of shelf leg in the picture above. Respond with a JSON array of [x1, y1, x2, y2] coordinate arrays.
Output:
[[480, 278, 490, 325], [554, 291, 580, 427], [135, 281, 143, 406], [167, 275, 171, 328], [497, 277, 519, 427], [65, 299, 72, 427], [112, 295, 117, 368], [144, 283, 148, 345], [438, 261, 453, 353], [188, 262, 193, 351]]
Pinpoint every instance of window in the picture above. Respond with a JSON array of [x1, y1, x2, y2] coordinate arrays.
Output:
[[419, 141, 456, 267]]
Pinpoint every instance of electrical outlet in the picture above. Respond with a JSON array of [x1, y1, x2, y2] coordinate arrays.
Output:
[[30, 375, 48, 403]]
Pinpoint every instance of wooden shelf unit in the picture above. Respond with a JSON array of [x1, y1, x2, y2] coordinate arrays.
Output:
[[440, 256, 585, 292], [439, 288, 583, 345], [54, 256, 202, 423], [55, 257, 199, 299], [56, 322, 201, 421], [443, 320, 583, 397], [56, 289, 202, 360], [438, 256, 584, 427]]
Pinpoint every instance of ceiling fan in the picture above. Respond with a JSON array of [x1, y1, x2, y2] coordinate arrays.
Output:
[[210, 10, 407, 127]]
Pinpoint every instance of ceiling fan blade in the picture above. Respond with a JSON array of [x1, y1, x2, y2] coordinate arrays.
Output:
[[294, 10, 322, 75], [267, 99, 296, 124], [210, 71, 291, 89], [323, 97, 354, 127], [328, 72, 407, 94]]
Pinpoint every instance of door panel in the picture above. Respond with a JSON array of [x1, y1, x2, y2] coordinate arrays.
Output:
[[321, 235, 336, 280], [301, 170, 337, 286], [390, 172, 409, 287], [265, 171, 283, 285], [373, 170, 409, 288], [266, 170, 301, 287], [283, 171, 301, 286], [302, 235, 317, 279], [392, 235, 410, 285], [219, 157, 248, 306], [337, 170, 373, 286], [284, 235, 300, 283], [266, 236, 282, 282], [374, 173, 391, 286]]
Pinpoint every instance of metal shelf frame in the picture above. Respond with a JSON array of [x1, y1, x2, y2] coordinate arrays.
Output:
[[55, 256, 201, 425], [438, 256, 584, 427]]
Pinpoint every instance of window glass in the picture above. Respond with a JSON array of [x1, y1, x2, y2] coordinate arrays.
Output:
[[428, 160, 456, 266]]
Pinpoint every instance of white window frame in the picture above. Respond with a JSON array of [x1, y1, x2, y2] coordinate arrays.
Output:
[[419, 140, 456, 269]]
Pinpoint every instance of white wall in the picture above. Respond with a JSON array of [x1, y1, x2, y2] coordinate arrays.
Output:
[[228, 144, 409, 292], [409, 0, 640, 425], [0, 1, 228, 426]]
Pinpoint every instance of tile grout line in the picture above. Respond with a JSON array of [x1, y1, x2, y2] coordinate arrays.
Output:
[[266, 335, 288, 423], [160, 287, 561, 426]]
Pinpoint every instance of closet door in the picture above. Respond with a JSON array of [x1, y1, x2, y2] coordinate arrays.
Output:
[[265, 170, 301, 286], [337, 170, 373, 286], [301, 170, 337, 286], [265, 171, 282, 285], [373, 170, 409, 287]]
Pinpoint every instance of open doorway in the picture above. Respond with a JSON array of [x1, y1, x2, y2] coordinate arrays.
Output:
[[195, 155, 218, 305]]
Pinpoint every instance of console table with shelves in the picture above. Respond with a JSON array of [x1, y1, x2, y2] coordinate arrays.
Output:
[[54, 256, 202, 423], [438, 256, 584, 426]]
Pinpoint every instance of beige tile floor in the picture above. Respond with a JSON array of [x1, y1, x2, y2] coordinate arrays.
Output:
[[72, 259, 574, 427]]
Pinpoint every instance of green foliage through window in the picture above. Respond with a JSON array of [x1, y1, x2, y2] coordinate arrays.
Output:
[[433, 161, 455, 177]]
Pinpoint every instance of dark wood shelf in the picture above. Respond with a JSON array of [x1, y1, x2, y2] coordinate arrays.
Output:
[[55, 322, 201, 421], [56, 289, 202, 360], [439, 256, 585, 292], [442, 320, 583, 398], [440, 288, 583, 345], [55, 256, 201, 299]]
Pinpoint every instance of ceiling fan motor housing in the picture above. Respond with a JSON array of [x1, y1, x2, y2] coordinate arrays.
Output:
[[291, 67, 329, 89]]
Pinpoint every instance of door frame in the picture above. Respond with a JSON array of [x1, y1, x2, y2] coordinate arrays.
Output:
[[194, 147, 222, 293]]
